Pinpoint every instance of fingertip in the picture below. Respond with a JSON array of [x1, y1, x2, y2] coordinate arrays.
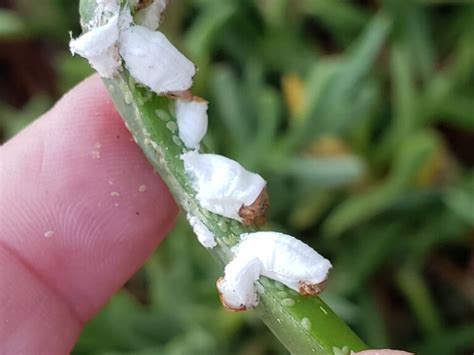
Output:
[[1, 74, 178, 332]]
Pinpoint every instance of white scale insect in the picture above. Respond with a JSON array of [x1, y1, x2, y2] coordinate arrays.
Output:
[[70, 0, 195, 92], [119, 25, 196, 94], [217, 232, 332, 311], [175, 98, 208, 150], [181, 151, 266, 222]]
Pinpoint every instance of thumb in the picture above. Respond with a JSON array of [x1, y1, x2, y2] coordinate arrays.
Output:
[[0, 75, 178, 354]]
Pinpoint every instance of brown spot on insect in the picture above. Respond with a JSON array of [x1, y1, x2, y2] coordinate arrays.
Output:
[[298, 278, 328, 296], [135, 0, 154, 11], [172, 92, 208, 104], [216, 277, 248, 312], [165, 89, 194, 101], [191, 95, 208, 103], [239, 188, 269, 226]]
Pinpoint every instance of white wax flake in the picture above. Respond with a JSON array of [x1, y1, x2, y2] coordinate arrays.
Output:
[[119, 25, 196, 94], [176, 98, 208, 149], [135, 0, 167, 30], [217, 232, 332, 310], [180, 151, 266, 221], [187, 214, 217, 249], [70, 14, 121, 78]]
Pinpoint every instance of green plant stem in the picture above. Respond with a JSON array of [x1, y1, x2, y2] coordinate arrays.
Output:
[[79, 2, 368, 354]]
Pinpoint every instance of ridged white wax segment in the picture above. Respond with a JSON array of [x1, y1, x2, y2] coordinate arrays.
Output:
[[233, 232, 332, 292], [176, 98, 208, 149], [217, 258, 262, 310], [180, 151, 266, 221], [119, 26, 196, 94], [218, 232, 331, 310], [187, 213, 216, 249], [70, 14, 121, 78], [135, 0, 168, 30]]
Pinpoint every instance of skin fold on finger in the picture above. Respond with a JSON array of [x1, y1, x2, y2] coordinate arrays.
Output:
[[0, 75, 178, 352]]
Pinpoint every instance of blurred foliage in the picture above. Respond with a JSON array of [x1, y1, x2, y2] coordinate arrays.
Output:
[[1, 0, 473, 354]]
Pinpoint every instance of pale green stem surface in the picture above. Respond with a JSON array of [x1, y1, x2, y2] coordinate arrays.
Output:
[[79, 2, 368, 354]]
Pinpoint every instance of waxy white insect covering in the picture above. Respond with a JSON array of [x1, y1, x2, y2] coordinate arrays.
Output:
[[181, 151, 267, 222], [70, 14, 121, 78], [119, 26, 196, 93], [70, 0, 195, 94], [217, 232, 332, 310], [187, 214, 216, 249], [176, 98, 208, 149], [217, 258, 262, 311]]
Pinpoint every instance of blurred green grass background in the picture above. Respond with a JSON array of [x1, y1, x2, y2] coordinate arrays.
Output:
[[1, 0, 473, 354]]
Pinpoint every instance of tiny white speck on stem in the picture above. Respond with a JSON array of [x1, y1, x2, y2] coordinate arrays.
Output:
[[110, 191, 120, 197], [138, 184, 148, 192], [320, 306, 328, 315], [166, 121, 178, 132], [124, 91, 133, 105], [301, 317, 312, 331], [281, 298, 295, 307], [187, 213, 217, 249], [155, 109, 170, 121], [172, 135, 182, 147]]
